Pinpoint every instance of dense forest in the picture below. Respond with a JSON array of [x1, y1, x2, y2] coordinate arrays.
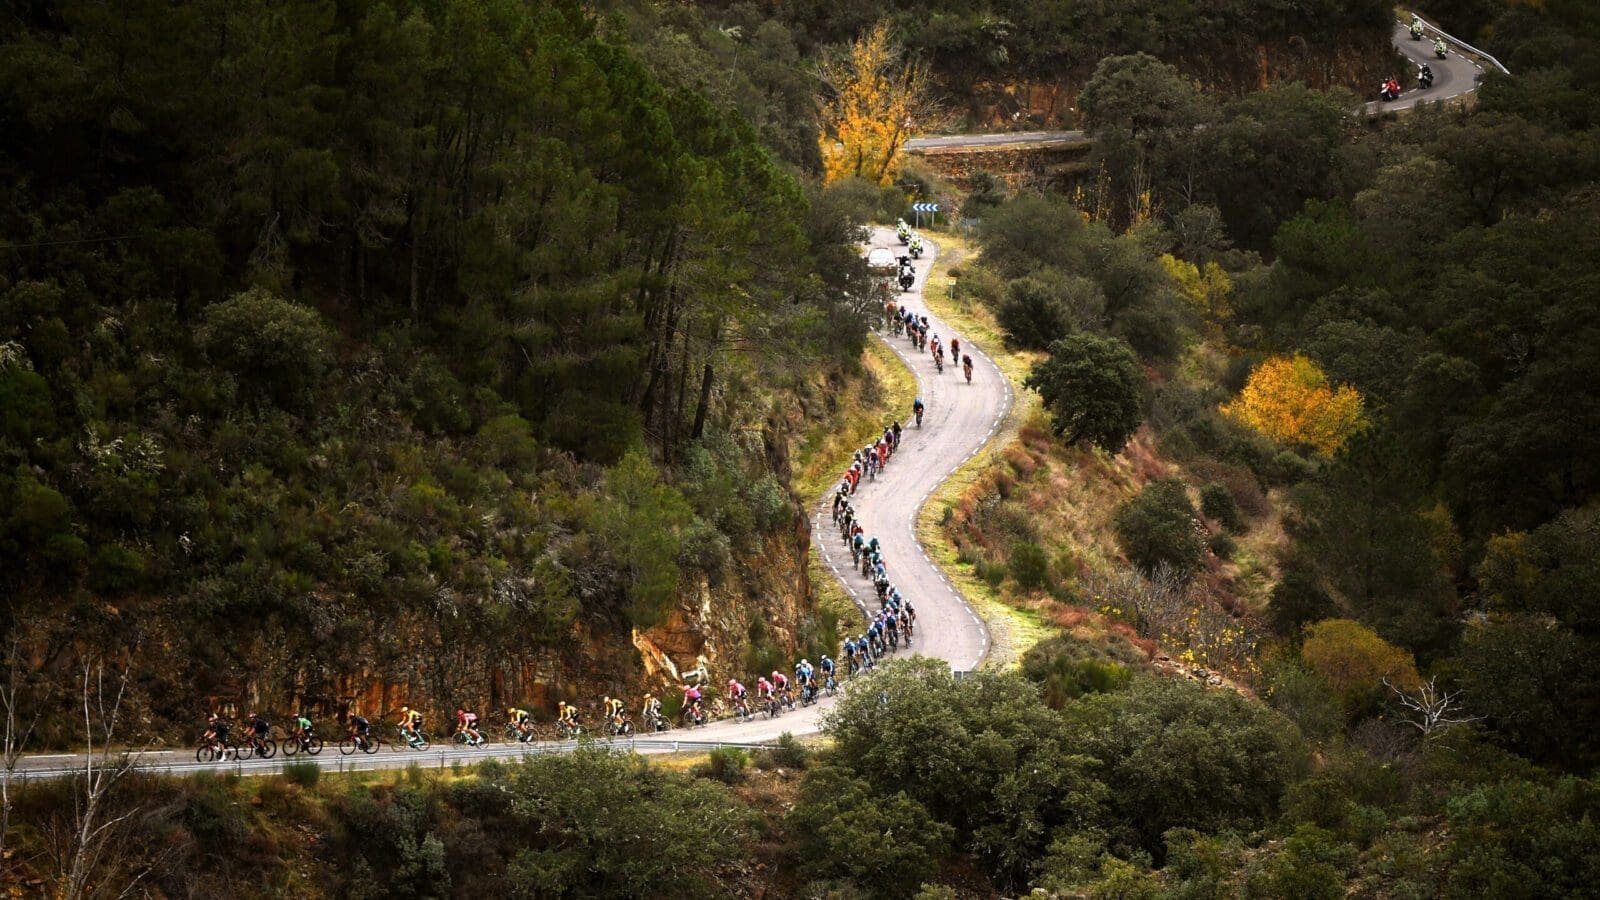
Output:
[[5, 0, 1600, 896], [0, 0, 879, 735]]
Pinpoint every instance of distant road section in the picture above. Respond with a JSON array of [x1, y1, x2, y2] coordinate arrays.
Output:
[[909, 21, 1489, 151]]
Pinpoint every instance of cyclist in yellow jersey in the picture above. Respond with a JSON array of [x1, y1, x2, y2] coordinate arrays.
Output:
[[399, 706, 424, 743], [507, 706, 531, 739]]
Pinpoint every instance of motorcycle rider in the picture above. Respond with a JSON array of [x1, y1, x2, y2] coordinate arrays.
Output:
[[1419, 63, 1434, 89]]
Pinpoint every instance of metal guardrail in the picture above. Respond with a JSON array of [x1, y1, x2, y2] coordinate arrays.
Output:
[[1409, 13, 1511, 76], [9, 737, 785, 781]]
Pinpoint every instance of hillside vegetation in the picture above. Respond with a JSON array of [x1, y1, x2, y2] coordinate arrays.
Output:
[[0, 0, 881, 735]]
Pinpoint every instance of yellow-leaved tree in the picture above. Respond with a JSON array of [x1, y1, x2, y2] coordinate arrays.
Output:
[[1221, 354, 1365, 456], [817, 20, 937, 185], [1158, 254, 1232, 326]]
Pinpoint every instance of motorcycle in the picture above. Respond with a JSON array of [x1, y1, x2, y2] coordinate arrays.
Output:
[[1378, 80, 1401, 102], [898, 267, 915, 291], [1410, 18, 1424, 41], [908, 237, 923, 259], [1418, 67, 1434, 90], [1434, 37, 1448, 59]]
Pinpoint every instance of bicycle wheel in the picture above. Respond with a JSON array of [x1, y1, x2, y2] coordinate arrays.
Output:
[[281, 736, 299, 757], [304, 736, 323, 755], [363, 735, 380, 754], [339, 736, 358, 756], [412, 732, 430, 751], [196, 745, 215, 763], [259, 738, 277, 759]]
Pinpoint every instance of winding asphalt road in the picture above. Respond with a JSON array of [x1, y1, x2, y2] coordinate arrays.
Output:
[[907, 21, 1489, 153], [7, 231, 1008, 780]]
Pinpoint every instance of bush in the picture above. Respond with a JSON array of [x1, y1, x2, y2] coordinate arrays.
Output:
[[282, 759, 321, 788], [787, 764, 954, 896], [758, 732, 811, 770], [1200, 482, 1244, 532], [1299, 619, 1421, 718], [1112, 478, 1206, 579], [1059, 676, 1309, 855], [694, 747, 748, 784], [824, 659, 1108, 889], [1208, 531, 1237, 560], [1009, 541, 1051, 591], [195, 287, 334, 406], [998, 274, 1074, 350]]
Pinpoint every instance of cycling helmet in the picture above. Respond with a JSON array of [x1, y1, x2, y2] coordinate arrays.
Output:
[[727, 679, 737, 688]]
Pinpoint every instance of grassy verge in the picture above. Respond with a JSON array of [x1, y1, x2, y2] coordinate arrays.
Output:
[[916, 233, 1056, 667], [792, 339, 918, 502]]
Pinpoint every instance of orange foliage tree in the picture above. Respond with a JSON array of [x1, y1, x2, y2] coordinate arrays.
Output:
[[816, 20, 938, 185], [1221, 354, 1365, 456]]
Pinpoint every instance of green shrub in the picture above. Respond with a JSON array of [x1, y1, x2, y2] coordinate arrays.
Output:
[[1112, 478, 1206, 579], [195, 287, 333, 407], [1208, 531, 1237, 560], [1009, 541, 1051, 591], [282, 759, 321, 788], [694, 747, 748, 784], [758, 732, 811, 770], [998, 274, 1074, 350], [787, 764, 953, 895], [1200, 481, 1244, 531]]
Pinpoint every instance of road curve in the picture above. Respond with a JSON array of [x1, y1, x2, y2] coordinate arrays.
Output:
[[1364, 22, 1486, 113], [908, 21, 1488, 152], [8, 232, 1011, 780]]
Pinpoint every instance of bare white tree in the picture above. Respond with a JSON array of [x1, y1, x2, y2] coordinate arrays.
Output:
[[0, 638, 42, 871], [1384, 675, 1483, 739], [53, 657, 144, 900]]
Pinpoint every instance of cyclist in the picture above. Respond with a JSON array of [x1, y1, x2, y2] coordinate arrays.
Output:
[[604, 695, 627, 733], [642, 692, 663, 730], [400, 706, 424, 744], [963, 353, 973, 383], [892, 420, 903, 445], [755, 675, 776, 712], [951, 337, 960, 364], [770, 670, 791, 705], [507, 706, 532, 740], [795, 659, 815, 701], [912, 397, 925, 427], [819, 655, 836, 688], [682, 684, 704, 723], [203, 712, 230, 753], [455, 707, 482, 744], [245, 711, 270, 752], [292, 712, 314, 749], [348, 713, 372, 749], [727, 679, 750, 717], [556, 700, 580, 735]]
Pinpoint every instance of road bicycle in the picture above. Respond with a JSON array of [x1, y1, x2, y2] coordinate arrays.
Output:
[[237, 734, 277, 759], [398, 725, 431, 751], [338, 732, 380, 755], [196, 739, 241, 763], [504, 721, 537, 744], [280, 730, 324, 756], [453, 728, 486, 747]]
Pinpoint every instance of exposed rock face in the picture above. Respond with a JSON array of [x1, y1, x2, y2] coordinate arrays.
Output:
[[911, 142, 1094, 192]]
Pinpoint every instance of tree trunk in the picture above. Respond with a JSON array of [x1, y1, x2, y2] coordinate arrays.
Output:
[[692, 323, 720, 441], [692, 359, 715, 442]]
